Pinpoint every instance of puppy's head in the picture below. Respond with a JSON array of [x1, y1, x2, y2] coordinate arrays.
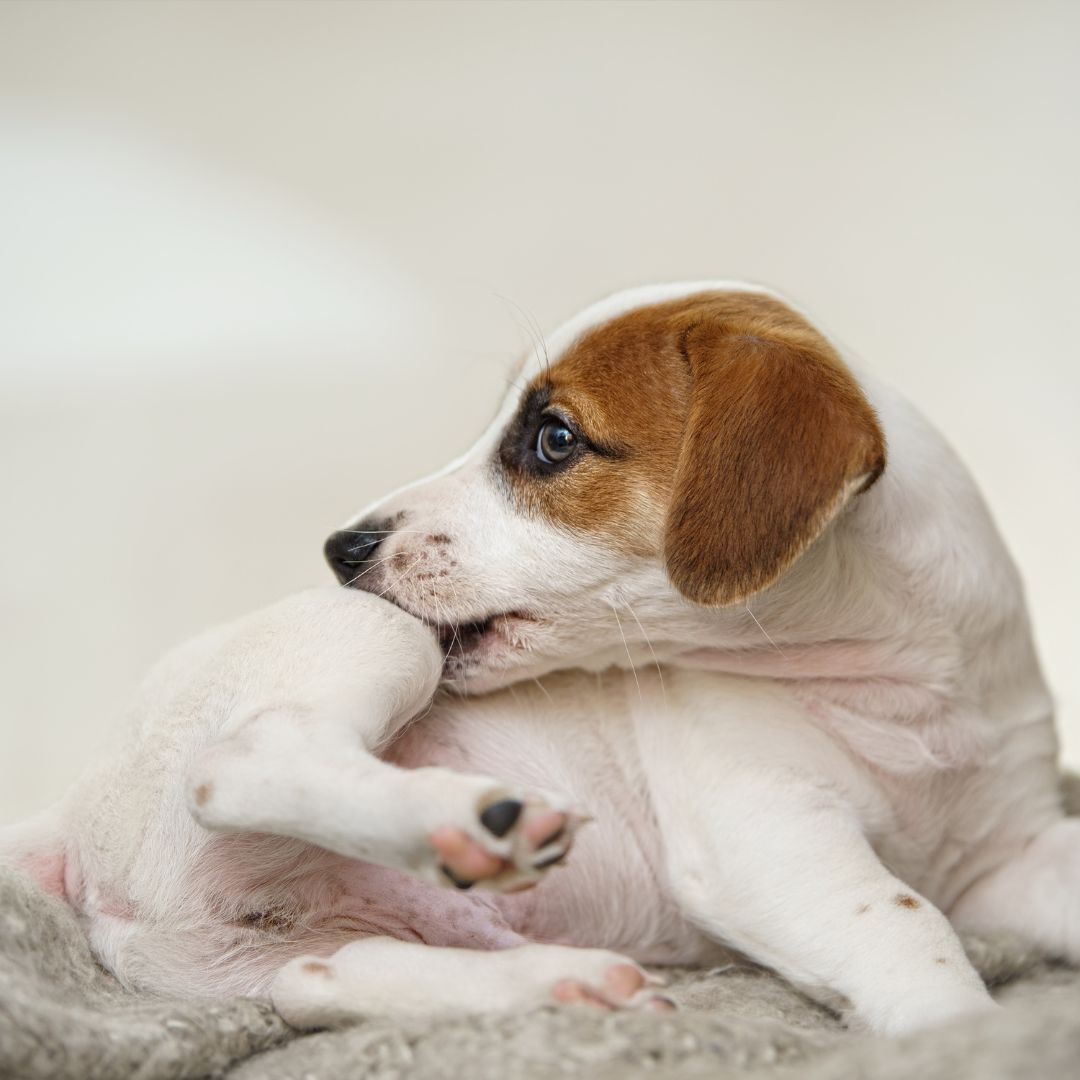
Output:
[[326, 285, 885, 690]]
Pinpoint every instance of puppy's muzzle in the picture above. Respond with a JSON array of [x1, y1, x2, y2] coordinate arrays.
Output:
[[324, 526, 384, 586]]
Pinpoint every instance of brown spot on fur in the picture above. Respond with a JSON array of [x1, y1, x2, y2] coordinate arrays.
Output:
[[500, 291, 885, 604], [301, 960, 334, 977], [194, 783, 212, 807], [235, 908, 298, 933], [429, 533, 452, 546], [935, 957, 948, 965], [856, 903, 871, 915], [895, 893, 921, 909]]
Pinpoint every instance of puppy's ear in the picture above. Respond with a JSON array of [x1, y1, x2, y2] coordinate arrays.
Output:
[[663, 314, 886, 606]]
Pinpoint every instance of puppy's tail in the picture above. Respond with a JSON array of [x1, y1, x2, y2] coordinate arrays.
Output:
[[0, 802, 70, 901]]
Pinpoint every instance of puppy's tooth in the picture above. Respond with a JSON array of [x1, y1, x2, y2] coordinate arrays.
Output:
[[480, 798, 524, 838]]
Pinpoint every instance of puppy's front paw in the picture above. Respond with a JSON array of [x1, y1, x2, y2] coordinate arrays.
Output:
[[428, 790, 586, 893], [863, 987, 999, 1036]]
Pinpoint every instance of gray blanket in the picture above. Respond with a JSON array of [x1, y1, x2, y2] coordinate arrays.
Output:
[[4, 784, 1080, 1080]]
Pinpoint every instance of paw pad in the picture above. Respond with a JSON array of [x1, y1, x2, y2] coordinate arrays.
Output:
[[551, 963, 673, 1011], [429, 794, 582, 894], [480, 798, 523, 838]]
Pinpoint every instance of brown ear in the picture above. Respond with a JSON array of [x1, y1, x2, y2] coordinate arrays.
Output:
[[663, 310, 886, 605]]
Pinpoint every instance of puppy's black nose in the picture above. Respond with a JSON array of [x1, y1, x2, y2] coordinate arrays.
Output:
[[324, 528, 384, 585]]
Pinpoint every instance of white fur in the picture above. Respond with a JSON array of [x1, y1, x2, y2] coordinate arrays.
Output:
[[3, 283, 1072, 1035]]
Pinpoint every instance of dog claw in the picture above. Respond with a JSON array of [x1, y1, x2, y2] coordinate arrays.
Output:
[[536, 824, 565, 849], [533, 850, 566, 870], [439, 864, 475, 889], [646, 995, 678, 1012]]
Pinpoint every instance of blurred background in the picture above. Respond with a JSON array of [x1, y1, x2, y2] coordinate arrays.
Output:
[[1, 1, 1078, 823]]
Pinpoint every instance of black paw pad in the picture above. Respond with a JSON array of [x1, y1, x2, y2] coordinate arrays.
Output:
[[480, 798, 523, 838], [440, 864, 475, 890]]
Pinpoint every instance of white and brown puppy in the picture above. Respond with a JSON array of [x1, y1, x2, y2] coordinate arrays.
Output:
[[3, 283, 1074, 1036]]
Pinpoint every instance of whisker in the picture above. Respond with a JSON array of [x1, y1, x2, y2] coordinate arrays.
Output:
[[341, 551, 402, 587], [374, 554, 423, 602], [521, 303, 550, 375], [434, 573, 469, 674], [430, 589, 448, 665], [411, 696, 437, 725], [494, 291, 550, 375], [436, 583, 462, 665], [531, 676, 554, 704], [623, 602, 667, 710], [745, 603, 786, 657], [610, 604, 643, 702], [334, 529, 433, 536]]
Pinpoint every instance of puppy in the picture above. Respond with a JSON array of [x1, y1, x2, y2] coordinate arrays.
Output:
[[4, 283, 1074, 1036]]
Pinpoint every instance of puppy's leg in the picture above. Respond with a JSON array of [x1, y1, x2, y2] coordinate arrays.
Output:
[[639, 678, 996, 1036], [188, 709, 577, 889], [272, 937, 674, 1028], [950, 816, 1080, 962], [186, 589, 579, 890]]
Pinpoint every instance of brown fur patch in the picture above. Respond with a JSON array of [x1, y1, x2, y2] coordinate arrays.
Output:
[[301, 960, 334, 977], [894, 893, 921, 909], [501, 290, 886, 603], [235, 908, 297, 933], [193, 783, 212, 807]]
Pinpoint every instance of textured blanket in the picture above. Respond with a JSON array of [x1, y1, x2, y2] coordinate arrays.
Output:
[[3, 787, 1080, 1079]]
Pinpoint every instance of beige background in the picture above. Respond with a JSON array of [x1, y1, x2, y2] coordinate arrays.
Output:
[[1, 1, 1078, 824]]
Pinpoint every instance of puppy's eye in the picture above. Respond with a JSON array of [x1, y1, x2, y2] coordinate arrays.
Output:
[[536, 420, 576, 465]]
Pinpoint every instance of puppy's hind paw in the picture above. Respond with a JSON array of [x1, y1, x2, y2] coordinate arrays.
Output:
[[552, 962, 676, 1012]]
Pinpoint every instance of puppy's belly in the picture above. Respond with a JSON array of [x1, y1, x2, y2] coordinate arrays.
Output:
[[384, 675, 725, 966]]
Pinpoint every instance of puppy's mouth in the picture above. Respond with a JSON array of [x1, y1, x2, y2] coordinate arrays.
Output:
[[434, 611, 535, 673], [367, 575, 538, 680]]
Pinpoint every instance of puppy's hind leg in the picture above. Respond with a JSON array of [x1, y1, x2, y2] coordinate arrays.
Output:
[[186, 589, 581, 892], [950, 816, 1080, 963], [0, 804, 69, 899], [186, 704, 578, 891], [272, 937, 675, 1028]]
